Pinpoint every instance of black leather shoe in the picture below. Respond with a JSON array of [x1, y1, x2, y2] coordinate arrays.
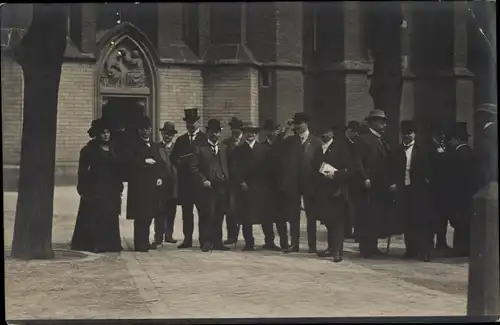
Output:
[[332, 253, 343, 263], [308, 247, 317, 254], [317, 248, 334, 258], [201, 243, 212, 252], [165, 236, 178, 244], [177, 241, 193, 249], [419, 252, 431, 262], [149, 243, 159, 250], [214, 245, 230, 251], [223, 238, 237, 245], [262, 243, 281, 251], [283, 245, 299, 253], [242, 245, 255, 251]]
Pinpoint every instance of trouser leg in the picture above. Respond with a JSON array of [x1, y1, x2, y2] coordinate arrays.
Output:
[[242, 223, 255, 247], [165, 200, 177, 239], [304, 194, 317, 250], [154, 205, 166, 243], [288, 195, 302, 247], [211, 188, 227, 247], [181, 201, 194, 242], [134, 218, 151, 251], [261, 222, 275, 245]]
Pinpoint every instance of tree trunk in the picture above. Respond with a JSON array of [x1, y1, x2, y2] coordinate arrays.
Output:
[[10, 4, 68, 260]]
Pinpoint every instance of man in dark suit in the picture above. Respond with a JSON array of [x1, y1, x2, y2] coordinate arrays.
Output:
[[474, 103, 498, 189], [428, 120, 452, 252], [126, 116, 165, 252], [191, 119, 231, 252], [315, 125, 354, 262], [280, 112, 322, 254], [343, 120, 361, 240], [389, 120, 434, 262], [232, 122, 282, 251], [170, 108, 208, 249], [222, 117, 245, 245], [353, 109, 391, 258], [151, 121, 179, 248], [260, 119, 290, 250], [445, 122, 475, 257]]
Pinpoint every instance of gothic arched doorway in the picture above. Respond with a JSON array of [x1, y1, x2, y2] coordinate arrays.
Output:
[[95, 24, 158, 141]]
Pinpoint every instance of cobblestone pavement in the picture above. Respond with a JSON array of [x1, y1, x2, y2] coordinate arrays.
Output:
[[4, 186, 468, 319]]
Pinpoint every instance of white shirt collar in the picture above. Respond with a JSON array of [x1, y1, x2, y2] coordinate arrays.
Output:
[[484, 122, 495, 131], [403, 140, 415, 148], [246, 139, 256, 148], [189, 129, 200, 137], [322, 139, 333, 153], [369, 128, 381, 138]]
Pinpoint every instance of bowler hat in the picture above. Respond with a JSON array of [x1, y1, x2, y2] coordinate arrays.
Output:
[[292, 112, 310, 124], [476, 103, 497, 116], [262, 119, 275, 131], [242, 121, 261, 132], [448, 122, 470, 139], [206, 119, 223, 131], [346, 120, 360, 132], [138, 116, 152, 129], [318, 123, 338, 135], [400, 120, 417, 134], [183, 108, 201, 122], [228, 117, 244, 130], [159, 121, 178, 134], [365, 109, 388, 121]]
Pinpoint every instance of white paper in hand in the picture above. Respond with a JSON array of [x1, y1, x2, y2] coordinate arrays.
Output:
[[319, 162, 337, 176]]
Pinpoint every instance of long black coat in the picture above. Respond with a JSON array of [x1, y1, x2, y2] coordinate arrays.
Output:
[[170, 131, 208, 204], [232, 141, 274, 225], [388, 142, 433, 235], [190, 143, 230, 187], [314, 139, 354, 224], [475, 123, 498, 190], [156, 141, 178, 201], [126, 139, 165, 220]]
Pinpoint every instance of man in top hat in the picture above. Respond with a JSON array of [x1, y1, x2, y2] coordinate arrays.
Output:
[[343, 120, 361, 240], [231, 122, 283, 251], [126, 116, 165, 252], [191, 119, 231, 252], [315, 124, 354, 262], [171, 108, 209, 249], [389, 120, 434, 262], [474, 103, 498, 189], [150, 122, 179, 248], [280, 112, 323, 253], [444, 122, 475, 257], [427, 120, 453, 252], [222, 117, 245, 245], [353, 109, 392, 258]]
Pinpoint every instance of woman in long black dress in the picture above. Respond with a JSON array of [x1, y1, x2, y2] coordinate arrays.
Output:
[[70, 119, 123, 253]]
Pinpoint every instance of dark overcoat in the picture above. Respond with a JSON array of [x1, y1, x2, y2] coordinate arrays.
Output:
[[388, 142, 433, 235], [156, 141, 178, 201], [222, 136, 243, 216], [232, 141, 273, 225], [126, 138, 165, 220], [314, 139, 354, 225], [353, 129, 392, 238], [190, 143, 230, 187], [475, 123, 498, 190], [170, 131, 208, 204]]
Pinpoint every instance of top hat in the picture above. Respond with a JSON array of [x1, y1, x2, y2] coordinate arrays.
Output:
[[448, 122, 470, 139], [262, 119, 276, 132], [365, 109, 388, 121], [138, 116, 152, 129], [228, 117, 244, 130], [242, 121, 261, 132], [476, 103, 497, 116], [159, 121, 178, 134], [292, 112, 310, 124], [183, 108, 201, 122], [346, 120, 360, 132], [400, 120, 417, 134], [206, 119, 223, 131]]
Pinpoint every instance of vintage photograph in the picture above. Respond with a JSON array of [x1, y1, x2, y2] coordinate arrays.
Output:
[[2, 1, 498, 322]]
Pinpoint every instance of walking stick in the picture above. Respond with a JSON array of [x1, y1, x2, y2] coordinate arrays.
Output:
[[386, 236, 391, 254]]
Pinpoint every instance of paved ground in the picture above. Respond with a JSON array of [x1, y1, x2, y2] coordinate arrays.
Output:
[[4, 186, 468, 319]]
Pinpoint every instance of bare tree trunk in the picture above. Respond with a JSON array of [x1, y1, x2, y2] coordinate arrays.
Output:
[[10, 4, 68, 259]]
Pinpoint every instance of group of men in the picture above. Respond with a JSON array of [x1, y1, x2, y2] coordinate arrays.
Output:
[[97, 102, 497, 263]]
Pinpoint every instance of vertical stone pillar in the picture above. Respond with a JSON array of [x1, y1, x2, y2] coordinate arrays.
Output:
[[400, 2, 415, 125], [79, 4, 96, 54], [453, 1, 475, 143], [157, 3, 183, 54]]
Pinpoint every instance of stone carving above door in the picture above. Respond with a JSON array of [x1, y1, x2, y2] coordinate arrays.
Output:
[[100, 42, 150, 89]]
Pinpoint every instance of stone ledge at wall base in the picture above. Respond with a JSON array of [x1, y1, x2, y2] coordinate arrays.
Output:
[[2, 163, 78, 192], [467, 181, 500, 316]]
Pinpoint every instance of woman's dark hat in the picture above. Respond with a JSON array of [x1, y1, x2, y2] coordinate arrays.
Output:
[[292, 112, 310, 124], [87, 118, 101, 137], [138, 116, 152, 129], [242, 122, 261, 132], [206, 119, 223, 131], [448, 122, 471, 139], [159, 121, 178, 134], [346, 120, 360, 132], [400, 120, 417, 133], [228, 117, 244, 130], [183, 108, 200, 122], [365, 109, 388, 121]]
